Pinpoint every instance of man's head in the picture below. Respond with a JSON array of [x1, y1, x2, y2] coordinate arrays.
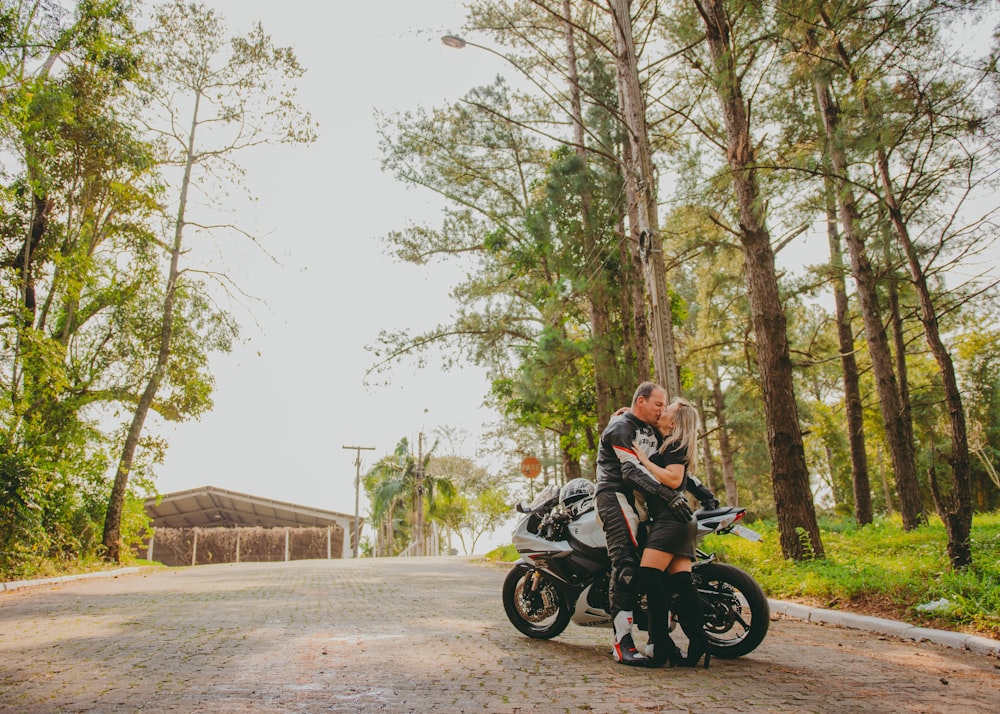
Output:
[[657, 397, 698, 437], [631, 382, 667, 427]]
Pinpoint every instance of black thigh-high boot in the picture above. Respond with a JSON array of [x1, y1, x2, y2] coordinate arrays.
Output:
[[669, 571, 711, 668], [638, 567, 682, 667]]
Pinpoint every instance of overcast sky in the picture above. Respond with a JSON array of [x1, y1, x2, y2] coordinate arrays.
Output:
[[152, 1, 510, 533]]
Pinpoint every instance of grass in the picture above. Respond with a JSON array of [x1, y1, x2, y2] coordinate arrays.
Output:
[[2, 555, 163, 582], [484, 511, 1000, 639]]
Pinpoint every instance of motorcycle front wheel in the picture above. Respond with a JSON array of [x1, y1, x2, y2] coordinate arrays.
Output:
[[502, 564, 572, 639], [692, 562, 769, 659]]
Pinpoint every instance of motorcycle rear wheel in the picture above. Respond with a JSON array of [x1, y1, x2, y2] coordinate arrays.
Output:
[[502, 564, 572, 639], [691, 562, 769, 659]]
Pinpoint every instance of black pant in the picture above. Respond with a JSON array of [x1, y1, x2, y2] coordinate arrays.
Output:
[[596, 489, 640, 613]]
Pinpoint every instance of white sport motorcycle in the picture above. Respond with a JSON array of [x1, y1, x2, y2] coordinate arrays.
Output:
[[502, 480, 769, 658]]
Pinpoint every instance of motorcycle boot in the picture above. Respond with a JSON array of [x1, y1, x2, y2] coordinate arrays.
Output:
[[638, 567, 682, 667], [612, 610, 652, 666], [670, 571, 712, 668]]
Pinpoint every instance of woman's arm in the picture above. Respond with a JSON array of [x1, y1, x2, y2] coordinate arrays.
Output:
[[632, 441, 684, 489]]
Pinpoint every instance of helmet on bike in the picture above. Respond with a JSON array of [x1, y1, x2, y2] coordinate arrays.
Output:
[[559, 478, 596, 518]]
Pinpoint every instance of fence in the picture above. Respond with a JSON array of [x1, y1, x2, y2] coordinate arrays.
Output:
[[143, 526, 344, 567]]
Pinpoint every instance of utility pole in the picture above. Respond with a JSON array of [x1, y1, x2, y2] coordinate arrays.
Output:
[[414, 409, 431, 557], [608, 0, 681, 397], [342, 445, 375, 558], [417, 431, 424, 556]]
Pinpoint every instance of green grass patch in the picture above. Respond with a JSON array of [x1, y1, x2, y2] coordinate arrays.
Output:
[[703, 513, 1000, 638], [2, 554, 163, 582]]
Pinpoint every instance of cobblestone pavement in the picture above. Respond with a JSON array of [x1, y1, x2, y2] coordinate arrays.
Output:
[[1, 557, 997, 713]]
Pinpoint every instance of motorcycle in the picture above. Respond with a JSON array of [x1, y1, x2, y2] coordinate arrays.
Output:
[[502, 479, 769, 659]]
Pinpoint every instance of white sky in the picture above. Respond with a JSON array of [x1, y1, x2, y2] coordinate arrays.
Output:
[[152, 1, 511, 536]]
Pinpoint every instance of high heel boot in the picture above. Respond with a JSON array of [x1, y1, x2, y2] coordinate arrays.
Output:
[[638, 567, 682, 667], [669, 571, 712, 669]]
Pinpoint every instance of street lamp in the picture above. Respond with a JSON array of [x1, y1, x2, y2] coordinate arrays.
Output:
[[439, 33, 576, 124]]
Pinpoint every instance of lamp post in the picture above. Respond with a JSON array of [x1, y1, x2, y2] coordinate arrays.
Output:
[[440, 34, 578, 139], [342, 445, 375, 558]]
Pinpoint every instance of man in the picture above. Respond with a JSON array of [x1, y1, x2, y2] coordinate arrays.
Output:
[[595, 382, 693, 666]]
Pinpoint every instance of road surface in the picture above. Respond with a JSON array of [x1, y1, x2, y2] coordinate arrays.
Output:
[[1, 557, 997, 712]]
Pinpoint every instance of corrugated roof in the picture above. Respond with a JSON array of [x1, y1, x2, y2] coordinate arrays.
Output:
[[145, 485, 358, 530]]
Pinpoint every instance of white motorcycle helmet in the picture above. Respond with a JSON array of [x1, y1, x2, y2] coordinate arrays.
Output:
[[559, 478, 596, 518]]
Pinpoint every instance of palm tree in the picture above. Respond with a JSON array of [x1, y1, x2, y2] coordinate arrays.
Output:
[[363, 437, 455, 556]]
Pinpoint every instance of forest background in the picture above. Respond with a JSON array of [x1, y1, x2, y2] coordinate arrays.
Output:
[[1, 0, 1000, 600]]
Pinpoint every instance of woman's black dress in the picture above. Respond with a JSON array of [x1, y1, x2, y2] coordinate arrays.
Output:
[[644, 443, 697, 559]]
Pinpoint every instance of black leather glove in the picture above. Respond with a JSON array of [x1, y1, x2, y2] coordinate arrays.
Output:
[[665, 491, 693, 521], [686, 476, 719, 511]]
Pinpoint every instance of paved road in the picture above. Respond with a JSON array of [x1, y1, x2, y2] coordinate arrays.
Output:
[[1, 557, 997, 713]]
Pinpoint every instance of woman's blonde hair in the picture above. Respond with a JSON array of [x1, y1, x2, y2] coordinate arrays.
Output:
[[660, 397, 700, 472]]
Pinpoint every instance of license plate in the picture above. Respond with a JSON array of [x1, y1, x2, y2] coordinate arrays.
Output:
[[732, 524, 763, 542]]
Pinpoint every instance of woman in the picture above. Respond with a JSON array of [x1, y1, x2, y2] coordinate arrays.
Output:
[[631, 397, 712, 668]]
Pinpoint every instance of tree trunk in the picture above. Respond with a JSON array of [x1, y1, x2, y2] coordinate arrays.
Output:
[[695, 394, 720, 495], [712, 373, 739, 507], [561, 443, 582, 482], [563, 1, 616, 430], [9, 193, 53, 424], [102, 92, 201, 562], [880, 222, 918, 487], [823, 181, 872, 525], [696, 0, 822, 559], [876, 156, 972, 566], [813, 75, 925, 531], [618, 145, 651, 382], [608, 0, 680, 398], [814, 10, 927, 529]]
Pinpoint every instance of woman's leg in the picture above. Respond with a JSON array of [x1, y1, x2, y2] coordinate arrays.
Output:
[[666, 555, 692, 575], [638, 549, 682, 667], [669, 567, 712, 668]]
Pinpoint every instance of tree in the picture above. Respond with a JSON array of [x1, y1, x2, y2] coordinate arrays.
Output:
[[955, 318, 1000, 511], [608, 0, 681, 396], [364, 438, 455, 557], [820, 176, 872, 525], [790, 1, 996, 558], [373, 77, 616, 476], [0, 0, 167, 571], [688, 0, 823, 559], [102, 0, 316, 561], [429, 453, 512, 554], [821, 3, 984, 565]]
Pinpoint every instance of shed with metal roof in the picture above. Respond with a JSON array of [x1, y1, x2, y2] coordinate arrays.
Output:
[[145, 485, 360, 559]]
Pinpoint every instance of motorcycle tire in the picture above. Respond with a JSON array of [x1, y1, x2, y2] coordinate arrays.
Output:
[[690, 561, 769, 659], [502, 564, 572, 640]]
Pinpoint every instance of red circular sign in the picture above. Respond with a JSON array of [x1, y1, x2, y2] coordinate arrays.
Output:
[[520, 456, 541, 479]]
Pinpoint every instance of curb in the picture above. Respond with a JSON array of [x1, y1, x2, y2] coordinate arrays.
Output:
[[2, 567, 141, 592], [769, 598, 1000, 658]]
